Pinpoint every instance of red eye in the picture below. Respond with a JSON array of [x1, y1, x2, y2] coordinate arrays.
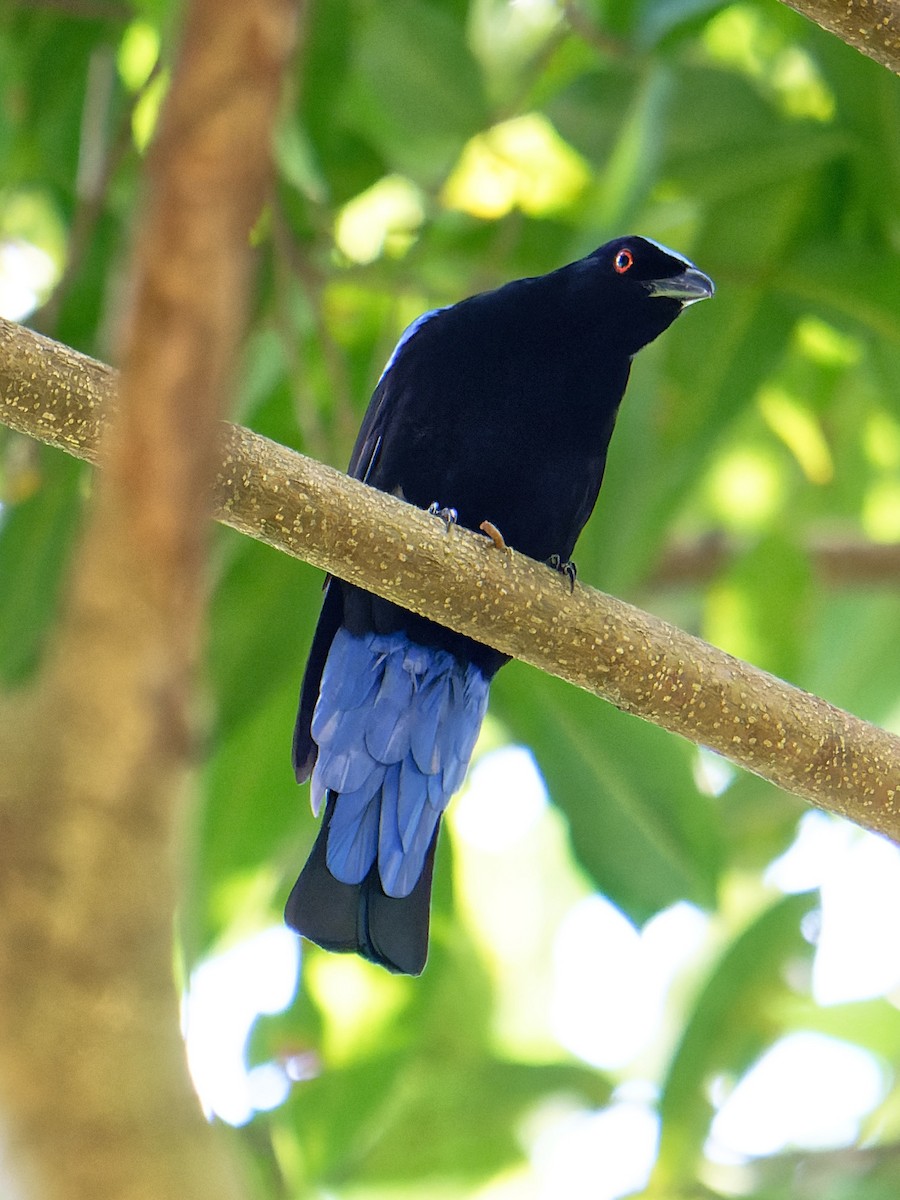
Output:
[[614, 248, 634, 275]]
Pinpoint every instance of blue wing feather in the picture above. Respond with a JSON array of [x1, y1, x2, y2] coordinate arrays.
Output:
[[376, 308, 446, 385]]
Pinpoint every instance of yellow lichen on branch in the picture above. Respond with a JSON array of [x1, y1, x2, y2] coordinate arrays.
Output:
[[778, 0, 900, 74], [2, 317, 899, 840]]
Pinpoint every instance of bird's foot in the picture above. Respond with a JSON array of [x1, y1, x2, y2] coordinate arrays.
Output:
[[428, 502, 458, 532], [547, 554, 577, 593], [479, 520, 512, 555]]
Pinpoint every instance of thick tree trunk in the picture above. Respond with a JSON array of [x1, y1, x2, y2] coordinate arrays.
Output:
[[0, 1, 297, 1197]]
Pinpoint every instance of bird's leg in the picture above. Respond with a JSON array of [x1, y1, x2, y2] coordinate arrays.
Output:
[[479, 520, 512, 556], [428, 502, 458, 532], [547, 554, 577, 593]]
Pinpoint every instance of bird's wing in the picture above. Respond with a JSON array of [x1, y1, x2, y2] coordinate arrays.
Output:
[[292, 580, 344, 782], [346, 307, 447, 486], [346, 382, 388, 483], [294, 307, 448, 781]]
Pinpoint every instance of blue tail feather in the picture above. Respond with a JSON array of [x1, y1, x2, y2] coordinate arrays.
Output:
[[398, 756, 429, 851], [410, 677, 451, 774], [311, 705, 375, 791], [360, 642, 416, 762], [325, 794, 380, 884], [320, 628, 382, 709], [426, 772, 445, 810], [288, 624, 490, 971], [312, 627, 489, 894]]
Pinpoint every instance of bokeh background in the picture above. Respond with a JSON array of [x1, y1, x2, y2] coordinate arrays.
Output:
[[2, 0, 900, 1196]]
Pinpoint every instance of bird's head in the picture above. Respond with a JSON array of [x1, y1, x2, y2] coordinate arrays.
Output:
[[573, 235, 714, 356]]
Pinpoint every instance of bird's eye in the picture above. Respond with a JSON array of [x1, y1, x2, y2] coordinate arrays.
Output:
[[614, 248, 634, 275]]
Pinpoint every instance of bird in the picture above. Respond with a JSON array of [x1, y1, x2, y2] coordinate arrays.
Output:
[[285, 235, 714, 975]]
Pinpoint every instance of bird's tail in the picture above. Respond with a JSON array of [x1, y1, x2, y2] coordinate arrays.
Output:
[[285, 795, 438, 975], [285, 627, 490, 974]]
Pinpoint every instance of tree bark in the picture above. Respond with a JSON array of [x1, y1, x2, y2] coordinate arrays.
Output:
[[2, 316, 898, 842], [0, 0, 297, 1197], [651, 533, 900, 589], [778, 0, 900, 75]]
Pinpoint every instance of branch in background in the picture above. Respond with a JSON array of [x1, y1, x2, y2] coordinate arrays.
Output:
[[777, 0, 900, 75], [560, 0, 629, 58], [32, 49, 164, 337], [14, 0, 132, 18], [561, 0, 900, 73], [271, 207, 354, 457], [652, 532, 900, 590], [2, 317, 898, 844], [0, 0, 296, 1196]]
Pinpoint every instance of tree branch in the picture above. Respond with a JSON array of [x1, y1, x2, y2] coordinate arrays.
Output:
[[777, 0, 900, 74], [2, 316, 899, 842], [651, 532, 900, 590]]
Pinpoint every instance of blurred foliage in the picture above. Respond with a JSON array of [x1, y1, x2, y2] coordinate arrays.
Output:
[[2, 0, 900, 1196]]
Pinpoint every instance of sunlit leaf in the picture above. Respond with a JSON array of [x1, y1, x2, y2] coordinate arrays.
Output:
[[655, 891, 818, 1187], [0, 449, 83, 686], [348, 0, 488, 181], [491, 665, 721, 921]]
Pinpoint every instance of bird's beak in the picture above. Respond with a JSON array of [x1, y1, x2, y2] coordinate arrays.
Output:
[[646, 267, 715, 307]]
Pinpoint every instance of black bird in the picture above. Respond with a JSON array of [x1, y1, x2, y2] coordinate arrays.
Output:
[[286, 236, 713, 974]]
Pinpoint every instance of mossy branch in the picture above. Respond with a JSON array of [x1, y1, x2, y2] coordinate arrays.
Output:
[[2, 316, 899, 838]]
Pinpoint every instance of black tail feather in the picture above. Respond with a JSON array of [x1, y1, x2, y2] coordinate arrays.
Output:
[[285, 795, 439, 976]]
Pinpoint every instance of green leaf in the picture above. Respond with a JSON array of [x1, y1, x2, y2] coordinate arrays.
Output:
[[187, 672, 305, 962], [665, 127, 852, 205], [634, 0, 733, 50], [274, 114, 328, 204], [655, 890, 817, 1187], [590, 64, 674, 236], [491, 665, 721, 922], [262, 936, 611, 1189], [206, 529, 323, 739], [0, 448, 83, 687], [186, 533, 326, 958], [781, 246, 900, 345], [781, 995, 900, 1062], [718, 769, 805, 876], [546, 66, 645, 168], [806, 591, 900, 726], [347, 0, 488, 182], [705, 532, 815, 683], [582, 287, 797, 593]]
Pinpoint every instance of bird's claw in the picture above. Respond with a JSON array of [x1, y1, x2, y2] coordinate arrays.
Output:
[[479, 520, 511, 555], [548, 554, 577, 592], [428, 502, 458, 532]]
